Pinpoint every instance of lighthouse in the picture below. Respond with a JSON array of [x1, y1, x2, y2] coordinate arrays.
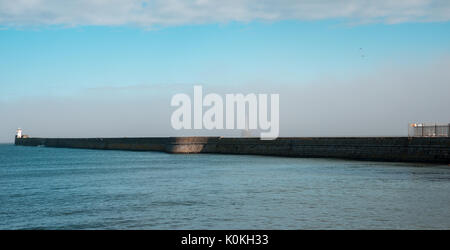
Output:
[[16, 128, 22, 138]]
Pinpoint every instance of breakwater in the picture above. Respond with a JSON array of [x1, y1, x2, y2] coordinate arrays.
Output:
[[15, 136, 450, 164]]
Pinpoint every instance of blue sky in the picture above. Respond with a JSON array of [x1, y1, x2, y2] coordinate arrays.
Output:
[[1, 0, 450, 142], [1, 20, 450, 101]]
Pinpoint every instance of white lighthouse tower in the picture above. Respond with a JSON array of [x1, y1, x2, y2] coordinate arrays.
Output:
[[16, 128, 22, 138]]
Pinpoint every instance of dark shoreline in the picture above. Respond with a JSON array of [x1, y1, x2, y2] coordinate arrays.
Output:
[[15, 136, 450, 164]]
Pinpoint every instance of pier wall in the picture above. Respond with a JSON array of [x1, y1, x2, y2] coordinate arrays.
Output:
[[15, 136, 450, 164], [15, 137, 168, 151]]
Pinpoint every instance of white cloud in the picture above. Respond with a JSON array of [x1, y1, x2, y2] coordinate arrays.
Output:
[[0, 0, 450, 28]]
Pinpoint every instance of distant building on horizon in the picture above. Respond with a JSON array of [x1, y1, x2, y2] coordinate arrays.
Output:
[[16, 128, 22, 138], [15, 128, 29, 139]]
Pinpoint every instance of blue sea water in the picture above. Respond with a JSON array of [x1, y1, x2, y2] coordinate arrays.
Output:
[[0, 144, 449, 229]]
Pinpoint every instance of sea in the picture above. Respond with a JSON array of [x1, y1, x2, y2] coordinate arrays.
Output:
[[1, 144, 449, 229]]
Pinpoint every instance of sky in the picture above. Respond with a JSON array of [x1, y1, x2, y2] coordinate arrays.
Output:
[[1, 0, 450, 142]]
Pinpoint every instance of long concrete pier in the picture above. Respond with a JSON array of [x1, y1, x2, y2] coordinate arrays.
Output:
[[15, 136, 450, 164]]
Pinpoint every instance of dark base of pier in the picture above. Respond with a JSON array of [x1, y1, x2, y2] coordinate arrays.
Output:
[[15, 136, 450, 164]]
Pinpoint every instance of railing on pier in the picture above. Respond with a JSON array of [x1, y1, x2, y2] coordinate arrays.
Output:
[[409, 123, 450, 137]]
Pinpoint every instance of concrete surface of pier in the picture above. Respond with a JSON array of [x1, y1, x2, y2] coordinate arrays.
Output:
[[15, 136, 450, 164]]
